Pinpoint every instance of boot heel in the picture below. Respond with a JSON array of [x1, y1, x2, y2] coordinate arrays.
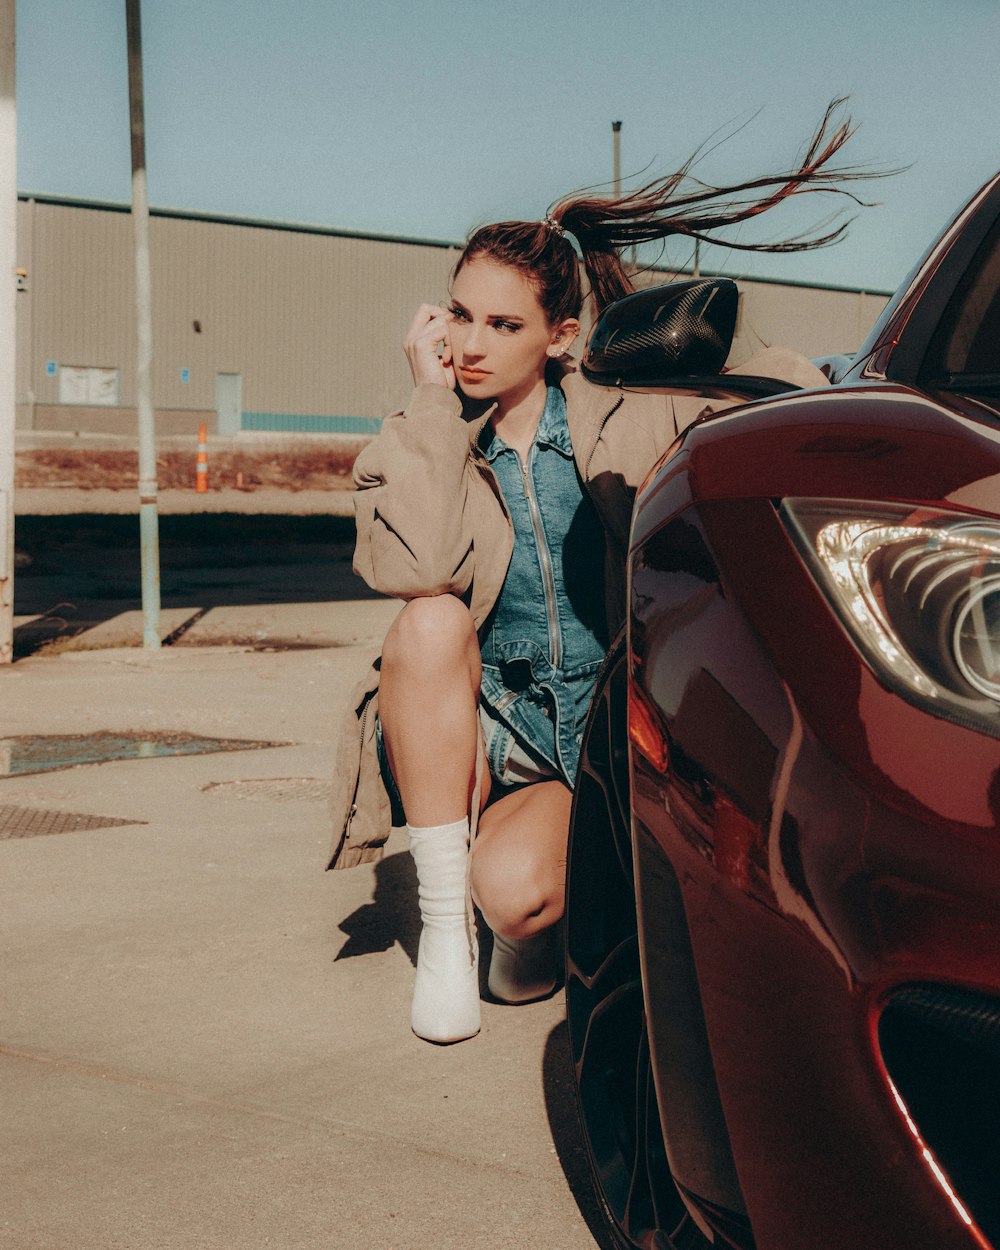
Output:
[[488, 928, 558, 1005]]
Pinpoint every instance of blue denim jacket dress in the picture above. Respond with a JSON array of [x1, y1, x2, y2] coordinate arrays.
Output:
[[478, 385, 609, 786]]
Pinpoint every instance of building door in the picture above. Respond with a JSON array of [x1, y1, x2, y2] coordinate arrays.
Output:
[[215, 372, 242, 436]]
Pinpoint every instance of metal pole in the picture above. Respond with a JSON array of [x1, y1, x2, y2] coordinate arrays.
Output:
[[611, 120, 635, 274], [125, 0, 160, 649], [0, 0, 16, 665]]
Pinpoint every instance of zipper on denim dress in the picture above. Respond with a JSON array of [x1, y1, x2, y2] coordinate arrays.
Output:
[[519, 452, 561, 670]]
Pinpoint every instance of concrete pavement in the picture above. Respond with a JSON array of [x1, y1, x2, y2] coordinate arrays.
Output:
[[1, 596, 610, 1249]]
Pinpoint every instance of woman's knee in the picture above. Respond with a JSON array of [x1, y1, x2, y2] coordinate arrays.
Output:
[[382, 595, 476, 675], [470, 835, 561, 938]]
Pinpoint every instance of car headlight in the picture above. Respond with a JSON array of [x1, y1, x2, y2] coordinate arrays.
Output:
[[781, 499, 1000, 738]]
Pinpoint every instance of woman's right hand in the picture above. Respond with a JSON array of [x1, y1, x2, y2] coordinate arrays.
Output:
[[403, 304, 456, 390]]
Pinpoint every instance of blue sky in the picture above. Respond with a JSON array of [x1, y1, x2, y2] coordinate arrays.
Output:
[[15, 0, 1000, 294]]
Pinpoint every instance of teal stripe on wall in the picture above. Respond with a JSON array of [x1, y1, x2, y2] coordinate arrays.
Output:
[[241, 412, 382, 434]]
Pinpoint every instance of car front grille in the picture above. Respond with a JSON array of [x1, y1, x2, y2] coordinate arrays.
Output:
[[879, 984, 1000, 1247]]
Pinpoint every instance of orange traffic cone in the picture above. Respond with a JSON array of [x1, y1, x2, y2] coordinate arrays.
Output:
[[196, 421, 208, 493]]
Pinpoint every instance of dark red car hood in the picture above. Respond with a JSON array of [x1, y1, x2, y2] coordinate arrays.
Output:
[[680, 380, 1000, 517]]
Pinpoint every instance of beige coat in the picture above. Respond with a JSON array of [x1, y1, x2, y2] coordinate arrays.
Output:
[[328, 351, 826, 869]]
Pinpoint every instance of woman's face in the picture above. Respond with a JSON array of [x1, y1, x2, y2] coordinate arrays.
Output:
[[447, 259, 578, 408]]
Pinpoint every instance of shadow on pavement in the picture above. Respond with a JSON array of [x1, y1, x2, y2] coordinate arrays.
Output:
[[334, 846, 613, 1244], [13, 513, 372, 658], [543, 1018, 616, 1250], [334, 844, 421, 967]]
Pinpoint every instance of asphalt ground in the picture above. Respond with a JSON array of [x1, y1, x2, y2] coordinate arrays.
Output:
[[13, 511, 368, 659], [2, 509, 612, 1250]]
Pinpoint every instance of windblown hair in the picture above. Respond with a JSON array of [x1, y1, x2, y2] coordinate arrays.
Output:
[[455, 99, 893, 322]]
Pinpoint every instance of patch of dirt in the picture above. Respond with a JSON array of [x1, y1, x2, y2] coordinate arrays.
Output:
[[15, 445, 364, 492]]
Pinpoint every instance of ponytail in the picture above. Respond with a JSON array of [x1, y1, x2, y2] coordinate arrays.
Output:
[[458, 99, 896, 320]]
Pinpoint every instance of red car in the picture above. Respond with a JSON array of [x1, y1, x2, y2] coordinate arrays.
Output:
[[565, 170, 1000, 1249]]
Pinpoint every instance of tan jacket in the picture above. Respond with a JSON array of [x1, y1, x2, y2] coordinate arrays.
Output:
[[327, 351, 826, 869]]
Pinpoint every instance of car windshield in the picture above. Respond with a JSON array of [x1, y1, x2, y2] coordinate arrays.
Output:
[[925, 211, 1000, 391]]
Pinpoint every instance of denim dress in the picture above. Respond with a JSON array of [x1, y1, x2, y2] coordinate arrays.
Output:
[[478, 385, 609, 786]]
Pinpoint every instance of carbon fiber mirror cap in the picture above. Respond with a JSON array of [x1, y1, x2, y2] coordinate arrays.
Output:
[[582, 278, 738, 386]]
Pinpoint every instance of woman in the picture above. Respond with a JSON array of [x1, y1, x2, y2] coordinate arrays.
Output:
[[330, 102, 884, 1043]]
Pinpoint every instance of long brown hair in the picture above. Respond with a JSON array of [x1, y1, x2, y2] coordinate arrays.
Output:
[[455, 99, 893, 322]]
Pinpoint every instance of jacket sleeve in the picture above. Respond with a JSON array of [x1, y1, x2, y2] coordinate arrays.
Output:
[[352, 383, 477, 600]]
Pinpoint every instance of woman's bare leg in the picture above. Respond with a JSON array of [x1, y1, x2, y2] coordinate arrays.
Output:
[[379, 595, 489, 824], [470, 780, 572, 937], [471, 781, 571, 1003], [377, 594, 488, 1042]]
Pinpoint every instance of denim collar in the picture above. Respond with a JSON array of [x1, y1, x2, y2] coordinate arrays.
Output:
[[480, 386, 573, 463]]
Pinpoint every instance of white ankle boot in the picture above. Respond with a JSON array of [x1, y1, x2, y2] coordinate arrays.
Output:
[[488, 927, 559, 1005], [408, 819, 480, 1043]]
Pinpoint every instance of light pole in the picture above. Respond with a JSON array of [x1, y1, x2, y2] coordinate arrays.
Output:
[[611, 120, 635, 273], [0, 0, 15, 665], [125, 0, 161, 649]]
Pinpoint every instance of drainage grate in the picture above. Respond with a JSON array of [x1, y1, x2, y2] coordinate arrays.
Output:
[[201, 777, 331, 802], [0, 804, 145, 840]]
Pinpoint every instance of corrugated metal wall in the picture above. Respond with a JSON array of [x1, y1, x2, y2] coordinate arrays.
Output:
[[15, 196, 891, 433], [727, 277, 888, 361]]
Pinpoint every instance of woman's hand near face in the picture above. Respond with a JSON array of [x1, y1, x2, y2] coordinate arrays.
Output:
[[404, 304, 456, 390]]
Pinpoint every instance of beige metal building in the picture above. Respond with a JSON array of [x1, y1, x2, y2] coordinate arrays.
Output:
[[15, 194, 891, 437]]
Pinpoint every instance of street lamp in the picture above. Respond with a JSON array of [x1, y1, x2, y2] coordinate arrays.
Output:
[[0, 0, 15, 664], [125, 0, 161, 649]]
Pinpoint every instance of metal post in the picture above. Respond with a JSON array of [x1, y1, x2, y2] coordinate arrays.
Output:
[[125, 0, 160, 649], [0, 0, 16, 665], [611, 120, 621, 197]]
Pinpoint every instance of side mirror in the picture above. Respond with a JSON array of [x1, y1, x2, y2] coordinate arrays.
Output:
[[583, 279, 738, 386], [582, 277, 804, 399]]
